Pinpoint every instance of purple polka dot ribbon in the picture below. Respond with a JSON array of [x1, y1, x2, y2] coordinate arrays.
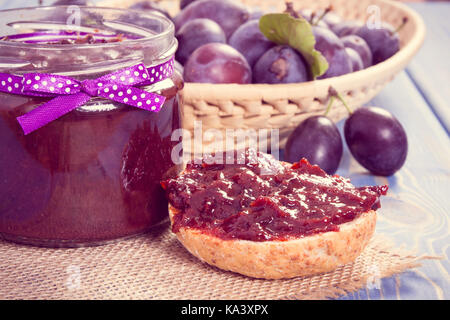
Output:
[[0, 57, 175, 135]]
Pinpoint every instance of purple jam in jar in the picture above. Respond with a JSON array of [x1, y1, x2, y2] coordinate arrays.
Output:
[[0, 6, 183, 247]]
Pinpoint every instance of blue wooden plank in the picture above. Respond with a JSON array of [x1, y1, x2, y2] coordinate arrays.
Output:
[[334, 70, 450, 300], [406, 2, 450, 133], [0, 0, 35, 10]]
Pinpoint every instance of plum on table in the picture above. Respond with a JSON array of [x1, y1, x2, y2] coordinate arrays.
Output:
[[344, 107, 408, 176], [285, 115, 343, 175]]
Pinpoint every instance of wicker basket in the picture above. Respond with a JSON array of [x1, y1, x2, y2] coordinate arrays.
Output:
[[100, 0, 425, 153]]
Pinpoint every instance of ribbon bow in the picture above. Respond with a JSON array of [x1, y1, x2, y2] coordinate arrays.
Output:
[[0, 58, 174, 135]]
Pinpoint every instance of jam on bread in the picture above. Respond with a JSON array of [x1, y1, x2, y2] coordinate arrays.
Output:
[[162, 149, 387, 241]]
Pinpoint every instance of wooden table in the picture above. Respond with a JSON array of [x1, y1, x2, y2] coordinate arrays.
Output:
[[0, 0, 448, 300], [335, 2, 450, 299]]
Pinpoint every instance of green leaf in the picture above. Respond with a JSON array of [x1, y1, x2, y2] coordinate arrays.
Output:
[[259, 13, 329, 79]]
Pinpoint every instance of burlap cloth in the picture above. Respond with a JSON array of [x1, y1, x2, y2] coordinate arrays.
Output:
[[0, 222, 437, 300]]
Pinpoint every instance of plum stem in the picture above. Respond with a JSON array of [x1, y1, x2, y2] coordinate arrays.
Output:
[[312, 5, 332, 26], [284, 2, 300, 18], [324, 96, 335, 116], [329, 86, 353, 115], [310, 12, 316, 24], [393, 17, 409, 34]]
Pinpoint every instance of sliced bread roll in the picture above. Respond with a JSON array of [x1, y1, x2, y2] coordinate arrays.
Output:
[[169, 206, 376, 279], [163, 152, 386, 280]]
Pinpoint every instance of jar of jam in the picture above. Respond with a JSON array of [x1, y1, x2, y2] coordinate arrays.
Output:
[[0, 6, 183, 247]]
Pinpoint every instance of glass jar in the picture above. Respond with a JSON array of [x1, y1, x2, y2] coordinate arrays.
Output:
[[0, 6, 183, 247]]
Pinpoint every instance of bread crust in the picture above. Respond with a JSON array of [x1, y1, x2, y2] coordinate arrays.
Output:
[[169, 206, 376, 279]]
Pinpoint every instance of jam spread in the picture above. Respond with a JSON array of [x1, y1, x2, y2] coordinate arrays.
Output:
[[162, 149, 387, 241]]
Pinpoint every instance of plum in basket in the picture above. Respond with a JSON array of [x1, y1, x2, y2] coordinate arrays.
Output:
[[184, 43, 252, 84]]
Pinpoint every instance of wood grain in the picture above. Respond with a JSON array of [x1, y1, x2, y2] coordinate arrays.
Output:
[[334, 70, 449, 300]]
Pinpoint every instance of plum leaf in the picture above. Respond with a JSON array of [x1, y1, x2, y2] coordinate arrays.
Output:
[[259, 13, 329, 79]]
